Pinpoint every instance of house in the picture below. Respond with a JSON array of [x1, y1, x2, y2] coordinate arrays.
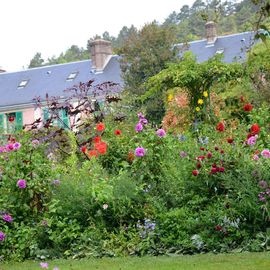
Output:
[[176, 21, 256, 63], [0, 40, 122, 133]]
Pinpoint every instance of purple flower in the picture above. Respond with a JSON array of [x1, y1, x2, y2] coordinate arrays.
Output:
[[253, 154, 259, 161], [2, 214, 12, 223], [156, 129, 166, 138], [180, 151, 187, 158], [13, 142, 21, 150], [0, 231, 6, 241], [32, 139, 40, 146], [247, 136, 257, 146], [261, 149, 270, 158], [135, 147, 145, 157], [139, 118, 148, 125], [135, 122, 143, 132], [137, 112, 144, 118], [52, 179, 61, 186], [0, 146, 6, 153], [40, 262, 49, 269], [259, 180, 268, 189], [17, 179, 27, 189]]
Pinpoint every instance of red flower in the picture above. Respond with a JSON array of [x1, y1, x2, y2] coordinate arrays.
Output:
[[95, 141, 107, 155], [196, 163, 202, 169], [88, 149, 98, 158], [192, 170, 199, 176], [214, 146, 219, 151], [215, 225, 222, 231], [94, 136, 101, 143], [220, 150, 224, 154], [227, 138, 234, 144], [218, 167, 225, 172], [212, 163, 217, 168], [96, 122, 105, 132], [216, 122, 225, 132], [250, 123, 260, 135], [207, 152, 213, 158], [200, 147, 205, 151], [114, 129, 122, 135], [243, 103, 253, 112], [197, 155, 205, 161], [211, 167, 218, 174], [81, 146, 87, 153]]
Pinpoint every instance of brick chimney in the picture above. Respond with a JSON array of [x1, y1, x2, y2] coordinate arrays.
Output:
[[205, 21, 217, 44], [89, 39, 112, 71]]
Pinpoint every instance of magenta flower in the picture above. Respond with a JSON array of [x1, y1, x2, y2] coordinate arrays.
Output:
[[135, 147, 145, 157], [0, 231, 6, 241], [156, 129, 166, 137], [261, 149, 270, 158], [2, 214, 12, 223], [253, 154, 259, 161], [17, 179, 27, 189], [13, 142, 21, 150], [40, 262, 49, 269], [135, 122, 143, 132], [5, 144, 14, 152], [247, 136, 257, 145]]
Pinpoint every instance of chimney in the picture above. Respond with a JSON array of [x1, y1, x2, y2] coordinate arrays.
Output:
[[89, 39, 112, 71], [205, 21, 217, 44]]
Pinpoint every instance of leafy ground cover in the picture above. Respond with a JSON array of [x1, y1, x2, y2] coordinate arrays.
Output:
[[1, 252, 270, 270]]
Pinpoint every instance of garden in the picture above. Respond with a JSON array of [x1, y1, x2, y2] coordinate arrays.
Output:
[[1, 39, 270, 269]]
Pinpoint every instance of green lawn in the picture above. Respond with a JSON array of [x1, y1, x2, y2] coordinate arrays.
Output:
[[1, 252, 270, 270]]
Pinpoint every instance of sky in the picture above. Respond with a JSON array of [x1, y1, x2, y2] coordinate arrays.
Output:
[[0, 0, 194, 72]]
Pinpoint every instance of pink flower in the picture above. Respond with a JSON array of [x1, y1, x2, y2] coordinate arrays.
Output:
[[261, 149, 270, 158], [13, 142, 21, 150], [135, 147, 145, 157], [2, 214, 12, 223], [17, 179, 27, 189], [135, 122, 143, 132], [247, 136, 257, 146], [253, 155, 259, 161], [156, 129, 166, 137], [102, 204, 108, 210], [40, 262, 49, 269]]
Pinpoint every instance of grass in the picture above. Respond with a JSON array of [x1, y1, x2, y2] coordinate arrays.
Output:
[[1, 252, 270, 270]]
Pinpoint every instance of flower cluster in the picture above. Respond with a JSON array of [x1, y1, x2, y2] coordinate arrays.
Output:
[[135, 113, 148, 132], [195, 91, 208, 112], [0, 142, 21, 153]]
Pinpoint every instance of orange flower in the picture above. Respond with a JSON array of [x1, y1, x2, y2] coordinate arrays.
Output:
[[96, 123, 105, 132], [95, 141, 107, 155], [88, 149, 98, 158]]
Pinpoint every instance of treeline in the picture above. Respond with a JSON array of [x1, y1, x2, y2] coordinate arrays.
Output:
[[28, 0, 258, 68]]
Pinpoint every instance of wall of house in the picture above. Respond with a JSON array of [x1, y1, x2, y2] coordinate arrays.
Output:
[[23, 108, 36, 125]]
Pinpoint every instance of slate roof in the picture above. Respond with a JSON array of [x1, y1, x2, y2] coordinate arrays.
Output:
[[176, 31, 256, 63], [0, 56, 122, 110]]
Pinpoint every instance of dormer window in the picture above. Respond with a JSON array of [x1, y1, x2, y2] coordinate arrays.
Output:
[[18, 79, 29, 89], [66, 72, 78, 81], [216, 48, 224, 54]]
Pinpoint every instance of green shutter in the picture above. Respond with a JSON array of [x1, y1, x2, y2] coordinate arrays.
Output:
[[0, 114, 4, 130], [15, 112, 23, 131], [43, 108, 49, 121], [58, 109, 70, 129]]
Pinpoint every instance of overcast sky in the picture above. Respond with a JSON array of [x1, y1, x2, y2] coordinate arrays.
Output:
[[0, 0, 194, 72]]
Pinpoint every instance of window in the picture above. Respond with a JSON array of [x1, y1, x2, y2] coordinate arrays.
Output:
[[216, 48, 224, 54], [66, 72, 78, 81], [0, 112, 23, 133], [17, 79, 29, 89], [43, 108, 70, 129]]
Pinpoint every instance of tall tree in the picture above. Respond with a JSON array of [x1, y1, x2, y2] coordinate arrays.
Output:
[[28, 52, 45, 68]]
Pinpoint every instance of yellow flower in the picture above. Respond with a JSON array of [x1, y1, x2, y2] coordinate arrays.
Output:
[[203, 91, 208, 97], [195, 107, 200, 112], [197, 99, 204, 105], [168, 94, 173, 102]]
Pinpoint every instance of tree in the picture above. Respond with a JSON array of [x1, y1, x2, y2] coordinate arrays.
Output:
[[28, 52, 45, 68]]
